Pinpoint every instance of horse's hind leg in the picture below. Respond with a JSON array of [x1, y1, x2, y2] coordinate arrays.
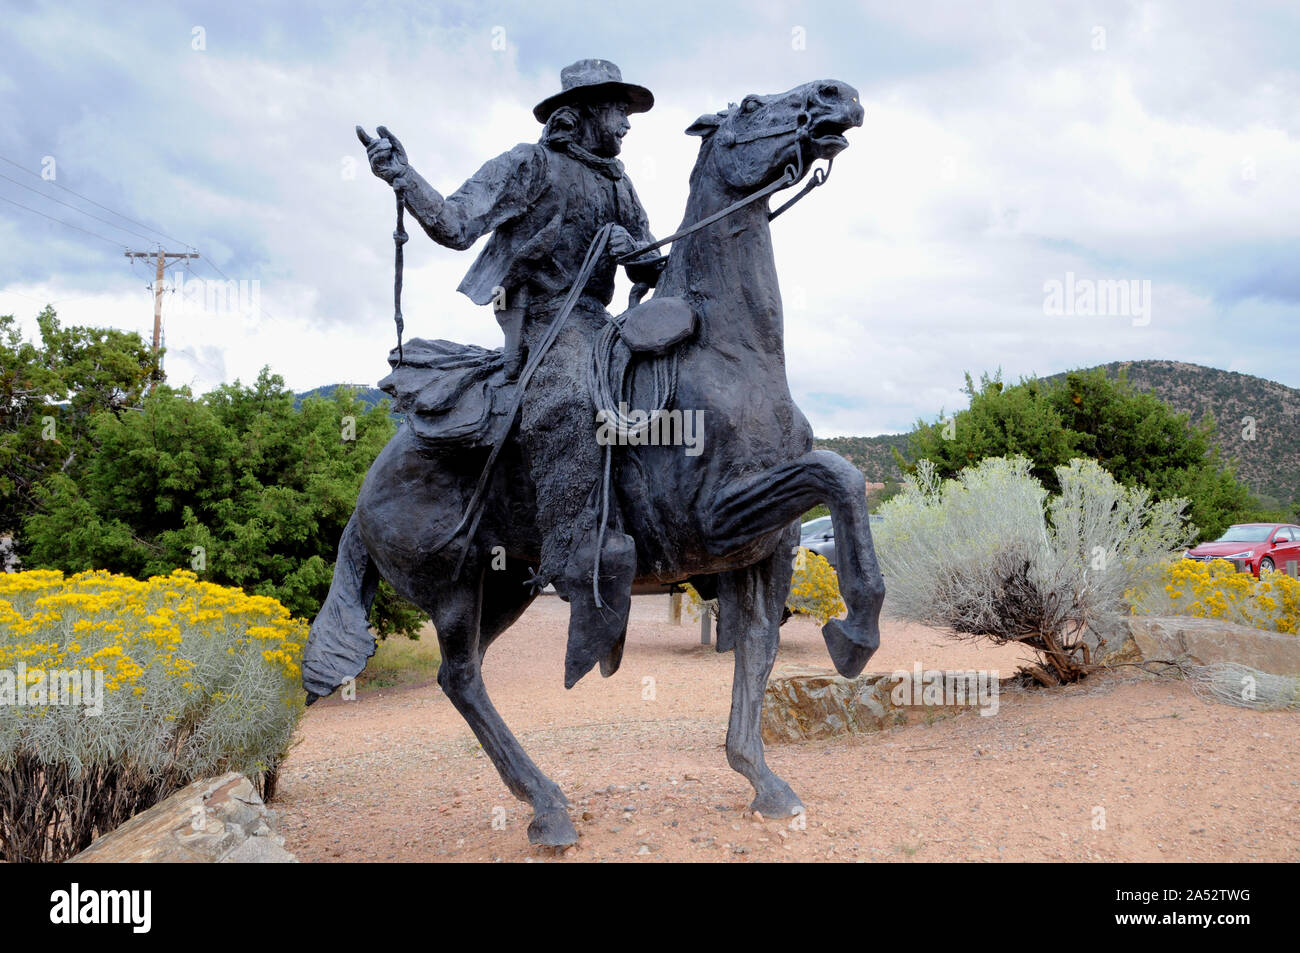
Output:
[[430, 566, 576, 847], [717, 528, 805, 818]]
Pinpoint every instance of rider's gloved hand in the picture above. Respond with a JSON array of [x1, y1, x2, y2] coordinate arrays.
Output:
[[606, 225, 636, 259], [356, 125, 411, 189]]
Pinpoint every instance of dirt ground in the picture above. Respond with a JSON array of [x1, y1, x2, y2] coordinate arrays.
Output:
[[276, 595, 1300, 862]]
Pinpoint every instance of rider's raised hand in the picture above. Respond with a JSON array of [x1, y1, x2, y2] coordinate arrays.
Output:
[[356, 125, 410, 186]]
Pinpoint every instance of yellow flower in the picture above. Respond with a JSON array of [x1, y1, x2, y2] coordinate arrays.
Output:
[[1135, 558, 1299, 636], [1, 568, 309, 706]]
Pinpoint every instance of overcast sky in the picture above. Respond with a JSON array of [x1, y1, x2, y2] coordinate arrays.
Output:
[[2, 0, 1297, 435]]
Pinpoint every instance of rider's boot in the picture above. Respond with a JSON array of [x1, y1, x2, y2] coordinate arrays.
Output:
[[560, 526, 636, 689]]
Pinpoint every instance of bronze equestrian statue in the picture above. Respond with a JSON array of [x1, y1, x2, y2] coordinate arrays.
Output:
[[305, 60, 885, 848]]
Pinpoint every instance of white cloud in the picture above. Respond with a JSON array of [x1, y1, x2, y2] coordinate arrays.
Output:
[[2, 0, 1297, 437]]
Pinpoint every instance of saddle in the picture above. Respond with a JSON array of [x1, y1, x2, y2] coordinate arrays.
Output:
[[379, 339, 514, 449]]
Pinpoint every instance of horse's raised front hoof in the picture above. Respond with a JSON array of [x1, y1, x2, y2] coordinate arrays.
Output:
[[821, 617, 879, 679], [749, 780, 805, 819], [528, 807, 579, 847]]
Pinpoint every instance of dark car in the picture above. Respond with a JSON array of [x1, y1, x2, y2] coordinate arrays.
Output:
[[1184, 523, 1300, 577], [797, 514, 884, 570], [800, 516, 836, 567]]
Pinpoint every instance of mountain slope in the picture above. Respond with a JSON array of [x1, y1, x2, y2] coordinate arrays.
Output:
[[1046, 361, 1300, 505], [811, 361, 1300, 504], [293, 383, 388, 411], [810, 433, 909, 483]]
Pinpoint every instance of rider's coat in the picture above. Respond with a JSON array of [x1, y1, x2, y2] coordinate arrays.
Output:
[[420, 141, 662, 309]]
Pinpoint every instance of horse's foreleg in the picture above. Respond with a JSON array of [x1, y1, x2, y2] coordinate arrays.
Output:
[[707, 449, 884, 677], [718, 529, 805, 817], [430, 572, 576, 847]]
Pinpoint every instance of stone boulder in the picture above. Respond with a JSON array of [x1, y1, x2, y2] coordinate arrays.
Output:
[[761, 665, 1007, 744], [70, 772, 296, 863], [1100, 616, 1300, 676]]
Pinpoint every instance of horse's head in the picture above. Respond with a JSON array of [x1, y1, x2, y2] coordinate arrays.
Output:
[[685, 79, 863, 195]]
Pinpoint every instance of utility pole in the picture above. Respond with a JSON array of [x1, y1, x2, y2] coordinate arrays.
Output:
[[125, 249, 199, 386]]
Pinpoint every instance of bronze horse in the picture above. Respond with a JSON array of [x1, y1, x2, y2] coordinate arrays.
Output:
[[304, 79, 885, 847]]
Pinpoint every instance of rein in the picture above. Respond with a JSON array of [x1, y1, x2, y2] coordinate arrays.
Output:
[[769, 158, 833, 221], [432, 224, 615, 577], [392, 189, 407, 365], [586, 151, 833, 603], [615, 151, 832, 265]]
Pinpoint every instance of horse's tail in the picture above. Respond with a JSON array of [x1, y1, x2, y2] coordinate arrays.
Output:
[[302, 511, 380, 703]]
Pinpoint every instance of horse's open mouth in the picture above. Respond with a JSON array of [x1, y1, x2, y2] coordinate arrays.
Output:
[[809, 118, 852, 155]]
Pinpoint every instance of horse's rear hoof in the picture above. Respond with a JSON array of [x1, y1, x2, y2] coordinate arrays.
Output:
[[821, 617, 878, 678], [749, 781, 805, 819], [528, 808, 579, 847]]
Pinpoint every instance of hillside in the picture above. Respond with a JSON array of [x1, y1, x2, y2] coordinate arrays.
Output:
[[293, 383, 389, 411], [1045, 361, 1300, 506], [810, 433, 909, 483], [808, 361, 1300, 505]]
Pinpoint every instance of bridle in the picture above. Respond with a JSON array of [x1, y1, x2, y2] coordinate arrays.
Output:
[[614, 144, 833, 267]]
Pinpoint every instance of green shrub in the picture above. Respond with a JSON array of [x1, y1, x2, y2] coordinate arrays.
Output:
[[876, 456, 1192, 683]]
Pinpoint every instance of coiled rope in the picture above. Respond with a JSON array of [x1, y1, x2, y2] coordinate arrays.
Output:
[[585, 318, 680, 607]]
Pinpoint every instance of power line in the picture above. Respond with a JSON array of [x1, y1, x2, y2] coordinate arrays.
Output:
[[0, 153, 193, 249], [197, 255, 280, 325], [0, 154, 282, 333], [0, 289, 103, 308], [202, 255, 240, 286], [0, 171, 161, 245], [45, 292, 105, 307], [0, 193, 126, 249]]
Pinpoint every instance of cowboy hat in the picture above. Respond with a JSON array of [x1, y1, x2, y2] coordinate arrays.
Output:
[[533, 58, 654, 123]]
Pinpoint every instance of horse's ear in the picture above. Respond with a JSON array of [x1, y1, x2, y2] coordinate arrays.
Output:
[[685, 112, 724, 137]]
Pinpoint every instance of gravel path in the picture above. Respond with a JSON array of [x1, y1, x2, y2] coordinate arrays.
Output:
[[276, 595, 1300, 862]]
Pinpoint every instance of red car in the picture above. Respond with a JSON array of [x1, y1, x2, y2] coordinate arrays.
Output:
[[1184, 523, 1300, 577]]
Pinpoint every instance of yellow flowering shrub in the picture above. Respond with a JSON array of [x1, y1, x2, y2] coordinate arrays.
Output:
[[682, 548, 846, 627], [785, 549, 847, 625], [0, 569, 308, 861], [1130, 558, 1300, 635]]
